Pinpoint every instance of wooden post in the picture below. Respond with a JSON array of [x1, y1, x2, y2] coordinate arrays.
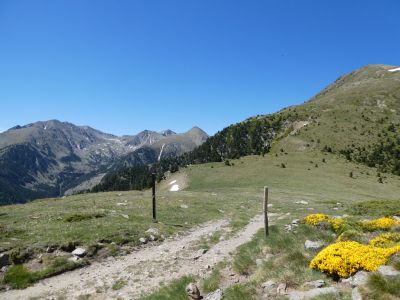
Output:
[[264, 186, 269, 236], [152, 173, 157, 222]]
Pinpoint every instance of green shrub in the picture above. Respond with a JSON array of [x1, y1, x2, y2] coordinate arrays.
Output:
[[64, 213, 105, 222]]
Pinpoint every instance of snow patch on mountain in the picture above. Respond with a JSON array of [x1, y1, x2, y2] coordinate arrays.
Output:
[[388, 67, 400, 72]]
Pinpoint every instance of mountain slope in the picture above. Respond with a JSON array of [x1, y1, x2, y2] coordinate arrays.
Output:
[[0, 121, 208, 204], [92, 64, 400, 192]]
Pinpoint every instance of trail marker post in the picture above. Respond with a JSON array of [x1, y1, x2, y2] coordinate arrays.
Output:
[[152, 173, 157, 222], [264, 186, 269, 236]]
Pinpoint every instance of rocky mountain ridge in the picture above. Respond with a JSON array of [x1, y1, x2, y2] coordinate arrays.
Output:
[[0, 120, 208, 204]]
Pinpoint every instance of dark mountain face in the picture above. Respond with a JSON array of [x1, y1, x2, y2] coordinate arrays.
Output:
[[0, 121, 208, 204]]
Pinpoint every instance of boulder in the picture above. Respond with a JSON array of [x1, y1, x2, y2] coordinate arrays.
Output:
[[304, 240, 324, 251], [72, 247, 87, 257], [377, 265, 400, 278], [204, 289, 223, 300], [350, 271, 369, 287], [288, 287, 339, 300], [0, 253, 10, 268]]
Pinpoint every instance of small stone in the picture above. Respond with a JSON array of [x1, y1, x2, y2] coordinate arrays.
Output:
[[295, 200, 308, 205], [1, 266, 8, 273], [180, 204, 189, 209], [291, 219, 300, 225], [139, 238, 147, 244], [116, 202, 127, 206], [303, 279, 325, 288], [146, 228, 159, 236], [72, 247, 86, 257], [256, 258, 264, 266], [149, 235, 157, 241], [204, 289, 223, 300], [262, 280, 276, 293], [304, 240, 324, 251], [68, 256, 81, 262], [120, 214, 129, 219], [193, 249, 208, 260], [277, 283, 287, 295], [186, 283, 201, 300], [377, 265, 400, 278]]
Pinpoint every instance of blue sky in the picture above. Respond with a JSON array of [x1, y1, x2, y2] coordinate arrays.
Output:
[[0, 0, 399, 135]]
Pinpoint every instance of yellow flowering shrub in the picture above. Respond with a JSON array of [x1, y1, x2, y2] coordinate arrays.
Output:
[[303, 214, 345, 232], [310, 241, 400, 277], [303, 214, 329, 225], [369, 232, 400, 248], [362, 217, 400, 231], [328, 218, 345, 232]]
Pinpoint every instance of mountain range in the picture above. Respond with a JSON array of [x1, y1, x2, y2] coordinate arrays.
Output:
[[0, 121, 208, 204]]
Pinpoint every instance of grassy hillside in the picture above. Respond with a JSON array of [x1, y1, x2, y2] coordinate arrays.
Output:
[[92, 65, 400, 193], [1, 129, 400, 292]]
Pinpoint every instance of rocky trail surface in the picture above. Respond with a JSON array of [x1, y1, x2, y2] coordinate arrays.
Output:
[[2, 214, 276, 300]]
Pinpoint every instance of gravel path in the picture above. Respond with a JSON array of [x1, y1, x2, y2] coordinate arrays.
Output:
[[2, 214, 271, 300]]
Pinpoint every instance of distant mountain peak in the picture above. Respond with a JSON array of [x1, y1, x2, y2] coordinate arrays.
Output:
[[160, 129, 176, 136]]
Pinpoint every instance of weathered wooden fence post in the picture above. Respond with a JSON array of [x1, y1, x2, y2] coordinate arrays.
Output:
[[264, 186, 269, 236], [152, 173, 157, 222]]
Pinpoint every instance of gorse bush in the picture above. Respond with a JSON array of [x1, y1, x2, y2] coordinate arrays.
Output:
[[310, 241, 400, 278], [369, 233, 400, 248], [362, 217, 400, 231]]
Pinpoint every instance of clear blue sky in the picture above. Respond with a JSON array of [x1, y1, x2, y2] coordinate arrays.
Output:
[[0, 0, 399, 136]]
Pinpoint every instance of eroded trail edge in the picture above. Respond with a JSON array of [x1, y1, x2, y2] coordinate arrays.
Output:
[[2, 214, 270, 299]]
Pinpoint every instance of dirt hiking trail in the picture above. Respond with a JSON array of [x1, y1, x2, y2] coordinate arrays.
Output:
[[2, 214, 277, 300]]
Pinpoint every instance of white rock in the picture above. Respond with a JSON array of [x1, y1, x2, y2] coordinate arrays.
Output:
[[291, 219, 300, 225], [72, 247, 86, 257], [295, 200, 308, 205], [304, 240, 324, 251], [146, 228, 159, 236], [204, 289, 223, 300], [180, 204, 189, 209], [139, 238, 147, 244], [120, 214, 129, 219], [350, 271, 369, 287], [377, 265, 400, 278]]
